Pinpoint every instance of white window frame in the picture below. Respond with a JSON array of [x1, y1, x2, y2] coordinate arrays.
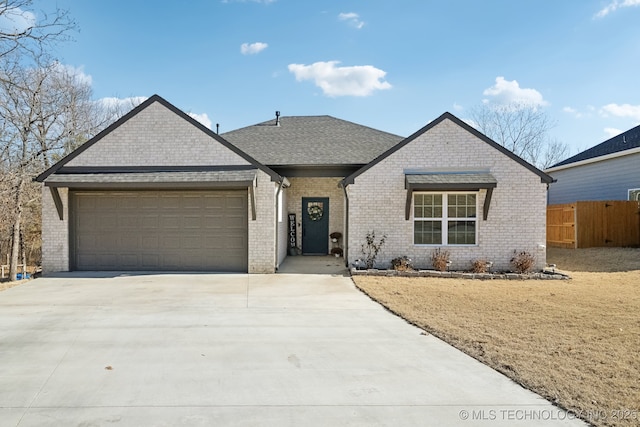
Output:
[[413, 191, 479, 246], [628, 188, 640, 201]]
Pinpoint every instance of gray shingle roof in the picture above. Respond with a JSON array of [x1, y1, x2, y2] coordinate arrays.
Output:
[[405, 172, 497, 187], [43, 170, 257, 187], [221, 115, 404, 166], [552, 123, 640, 167]]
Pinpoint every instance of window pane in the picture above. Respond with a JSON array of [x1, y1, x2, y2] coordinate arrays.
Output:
[[415, 220, 442, 244], [447, 221, 476, 244], [414, 194, 442, 219], [448, 193, 476, 218]]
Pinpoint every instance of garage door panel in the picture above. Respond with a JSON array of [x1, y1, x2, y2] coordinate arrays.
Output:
[[161, 195, 181, 209], [141, 254, 160, 269], [225, 216, 246, 228], [183, 216, 202, 229], [141, 215, 159, 229], [72, 190, 248, 271]]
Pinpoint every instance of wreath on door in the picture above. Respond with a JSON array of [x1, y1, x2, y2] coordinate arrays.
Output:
[[307, 204, 323, 221]]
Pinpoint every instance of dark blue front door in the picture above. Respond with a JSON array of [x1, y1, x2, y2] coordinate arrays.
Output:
[[302, 197, 329, 255]]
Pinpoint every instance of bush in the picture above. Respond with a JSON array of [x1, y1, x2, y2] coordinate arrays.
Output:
[[391, 256, 413, 271], [510, 250, 536, 273], [361, 230, 387, 269], [471, 259, 492, 273], [431, 248, 451, 271]]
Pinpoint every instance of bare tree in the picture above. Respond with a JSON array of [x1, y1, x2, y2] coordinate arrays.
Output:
[[470, 103, 569, 169], [0, 0, 75, 60], [0, 59, 102, 281]]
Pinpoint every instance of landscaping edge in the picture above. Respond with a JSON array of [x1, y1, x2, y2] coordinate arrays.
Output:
[[350, 268, 570, 280]]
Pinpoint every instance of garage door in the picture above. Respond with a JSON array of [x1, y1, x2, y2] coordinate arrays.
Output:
[[70, 190, 248, 271]]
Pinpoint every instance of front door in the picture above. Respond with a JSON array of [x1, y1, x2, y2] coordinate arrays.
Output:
[[302, 197, 329, 255]]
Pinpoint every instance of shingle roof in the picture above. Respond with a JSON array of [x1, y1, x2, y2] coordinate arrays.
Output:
[[552, 123, 640, 168], [43, 170, 257, 187], [405, 172, 498, 188], [221, 115, 404, 166]]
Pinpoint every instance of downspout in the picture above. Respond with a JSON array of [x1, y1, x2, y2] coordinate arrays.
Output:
[[341, 182, 349, 267], [274, 178, 286, 271]]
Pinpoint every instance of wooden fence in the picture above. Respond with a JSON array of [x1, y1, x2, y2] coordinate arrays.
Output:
[[547, 201, 640, 248]]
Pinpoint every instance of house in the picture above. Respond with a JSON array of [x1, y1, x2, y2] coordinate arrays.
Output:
[[36, 95, 553, 273], [546, 124, 640, 204]]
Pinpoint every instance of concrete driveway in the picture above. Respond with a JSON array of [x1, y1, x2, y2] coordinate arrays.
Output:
[[1, 265, 584, 426]]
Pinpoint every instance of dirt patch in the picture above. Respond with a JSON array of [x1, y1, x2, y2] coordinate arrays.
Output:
[[353, 248, 640, 427], [548, 247, 640, 272]]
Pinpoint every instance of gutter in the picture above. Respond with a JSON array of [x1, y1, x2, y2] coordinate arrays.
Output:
[[274, 177, 290, 271], [340, 182, 349, 266]]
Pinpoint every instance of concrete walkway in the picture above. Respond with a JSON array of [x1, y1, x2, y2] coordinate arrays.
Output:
[[0, 267, 584, 426]]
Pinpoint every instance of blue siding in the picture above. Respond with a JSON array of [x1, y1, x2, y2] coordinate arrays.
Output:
[[548, 152, 640, 204]]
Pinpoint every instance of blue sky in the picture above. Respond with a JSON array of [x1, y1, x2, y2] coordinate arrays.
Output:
[[24, 0, 640, 158]]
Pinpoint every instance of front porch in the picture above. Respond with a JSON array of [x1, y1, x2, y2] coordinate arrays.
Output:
[[277, 255, 348, 276], [284, 177, 346, 256]]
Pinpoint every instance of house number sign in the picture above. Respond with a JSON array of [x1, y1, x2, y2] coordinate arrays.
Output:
[[288, 213, 296, 249]]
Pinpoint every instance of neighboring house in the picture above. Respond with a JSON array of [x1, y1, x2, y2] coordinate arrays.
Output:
[[546, 124, 640, 204], [36, 95, 553, 274]]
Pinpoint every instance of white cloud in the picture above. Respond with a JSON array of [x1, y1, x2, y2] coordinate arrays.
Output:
[[51, 62, 93, 86], [482, 76, 548, 108], [562, 106, 582, 118], [188, 112, 212, 129], [0, 6, 36, 34], [338, 12, 364, 29], [240, 42, 268, 55], [453, 103, 464, 112], [595, 0, 640, 18], [604, 127, 623, 138], [288, 61, 391, 97], [600, 103, 640, 121], [462, 118, 478, 129], [98, 96, 147, 111]]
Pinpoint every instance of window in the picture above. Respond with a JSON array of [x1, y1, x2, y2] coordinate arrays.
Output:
[[629, 189, 640, 202], [414, 193, 477, 245]]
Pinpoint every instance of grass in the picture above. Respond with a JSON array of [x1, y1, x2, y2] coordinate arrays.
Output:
[[353, 247, 640, 427]]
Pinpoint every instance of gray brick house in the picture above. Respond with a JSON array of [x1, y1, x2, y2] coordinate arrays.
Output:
[[37, 95, 553, 273]]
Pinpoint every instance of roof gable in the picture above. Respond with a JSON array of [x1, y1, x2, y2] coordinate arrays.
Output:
[[551, 123, 640, 168], [343, 112, 554, 185], [36, 95, 280, 182], [222, 115, 403, 166]]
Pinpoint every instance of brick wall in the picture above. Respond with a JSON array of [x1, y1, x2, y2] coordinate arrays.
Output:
[[346, 119, 548, 271], [285, 177, 345, 254], [66, 102, 251, 167], [41, 186, 69, 273], [248, 170, 277, 273]]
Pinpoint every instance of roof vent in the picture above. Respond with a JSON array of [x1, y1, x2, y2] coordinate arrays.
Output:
[[275, 111, 280, 126]]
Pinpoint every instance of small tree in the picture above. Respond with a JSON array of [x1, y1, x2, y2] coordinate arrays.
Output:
[[470, 102, 569, 169], [361, 230, 386, 269]]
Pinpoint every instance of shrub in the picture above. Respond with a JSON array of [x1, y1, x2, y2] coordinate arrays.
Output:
[[391, 256, 413, 271], [361, 230, 387, 269], [510, 250, 536, 273], [431, 248, 451, 271], [471, 259, 492, 273]]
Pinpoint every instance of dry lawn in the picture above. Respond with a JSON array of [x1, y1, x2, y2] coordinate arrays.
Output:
[[353, 247, 640, 427]]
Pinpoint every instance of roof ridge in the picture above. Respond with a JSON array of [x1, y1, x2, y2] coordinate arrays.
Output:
[[551, 122, 640, 167]]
